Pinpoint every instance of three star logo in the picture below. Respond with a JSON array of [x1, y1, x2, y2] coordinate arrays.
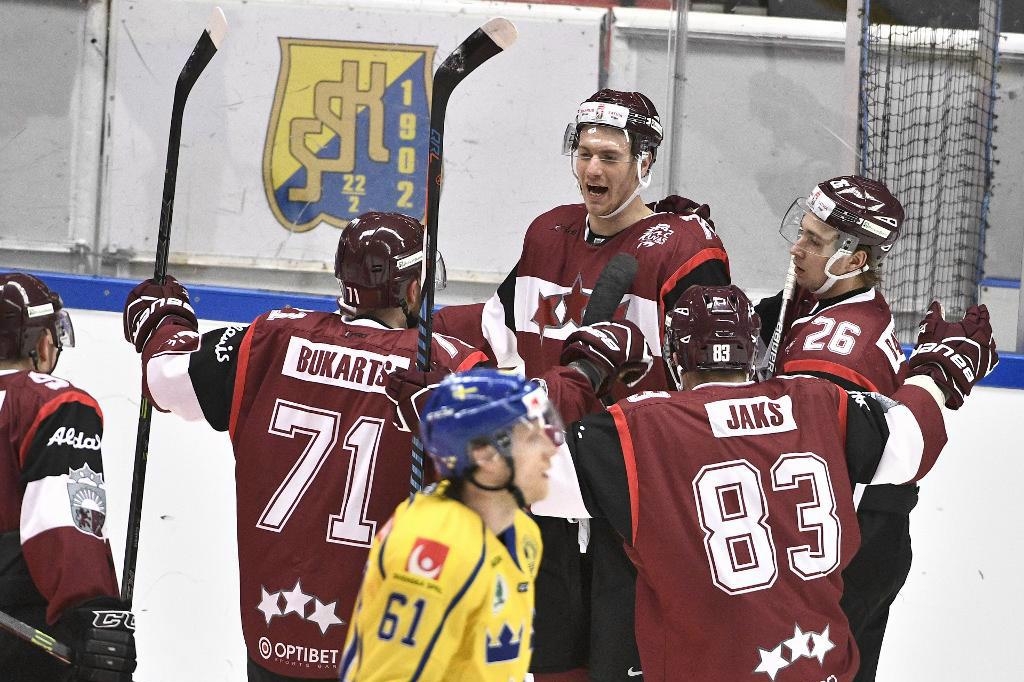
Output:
[[753, 624, 835, 680], [257, 579, 344, 634]]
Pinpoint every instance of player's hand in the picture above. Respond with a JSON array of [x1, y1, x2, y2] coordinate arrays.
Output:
[[386, 368, 449, 435], [123, 276, 198, 353], [64, 597, 137, 682], [647, 194, 716, 232], [561, 320, 653, 396], [907, 301, 998, 409]]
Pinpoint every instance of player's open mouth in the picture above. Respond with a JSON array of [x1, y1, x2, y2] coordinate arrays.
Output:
[[586, 184, 608, 196]]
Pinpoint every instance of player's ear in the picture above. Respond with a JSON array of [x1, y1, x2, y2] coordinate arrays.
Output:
[[847, 248, 869, 272]]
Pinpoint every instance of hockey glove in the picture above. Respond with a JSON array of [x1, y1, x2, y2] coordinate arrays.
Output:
[[385, 368, 449, 435], [907, 301, 998, 409], [561, 320, 654, 396], [123, 276, 198, 353], [647, 194, 716, 233], [64, 597, 137, 682]]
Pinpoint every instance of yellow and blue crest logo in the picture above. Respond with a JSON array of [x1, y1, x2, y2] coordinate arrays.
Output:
[[263, 38, 435, 232]]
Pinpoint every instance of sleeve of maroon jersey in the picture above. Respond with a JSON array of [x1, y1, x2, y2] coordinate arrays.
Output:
[[433, 264, 518, 368], [429, 333, 489, 372], [657, 218, 731, 312], [843, 383, 947, 486], [564, 410, 633, 542], [143, 319, 248, 431], [538, 366, 603, 425], [18, 392, 120, 624]]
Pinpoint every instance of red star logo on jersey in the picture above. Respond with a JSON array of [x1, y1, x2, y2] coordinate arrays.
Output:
[[532, 275, 590, 334], [532, 274, 631, 335]]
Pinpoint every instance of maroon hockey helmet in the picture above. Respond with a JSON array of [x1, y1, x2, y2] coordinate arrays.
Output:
[[804, 175, 904, 268], [663, 284, 760, 386], [334, 212, 425, 309], [563, 89, 664, 161], [0, 273, 75, 362]]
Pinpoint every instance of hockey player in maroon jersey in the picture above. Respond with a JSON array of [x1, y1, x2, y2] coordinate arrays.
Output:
[[536, 283, 996, 682], [755, 176, 917, 681], [433, 88, 731, 681], [0, 273, 136, 682], [122, 213, 486, 682]]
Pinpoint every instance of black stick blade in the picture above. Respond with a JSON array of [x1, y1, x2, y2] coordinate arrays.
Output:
[[438, 17, 517, 78], [583, 254, 639, 325]]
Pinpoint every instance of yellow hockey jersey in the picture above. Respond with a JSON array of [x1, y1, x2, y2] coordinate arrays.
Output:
[[339, 483, 542, 681]]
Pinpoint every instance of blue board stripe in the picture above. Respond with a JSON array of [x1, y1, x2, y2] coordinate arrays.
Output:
[[21, 270, 1024, 390]]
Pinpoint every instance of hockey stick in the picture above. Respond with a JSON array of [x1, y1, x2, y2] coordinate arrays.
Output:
[[410, 18, 518, 494], [122, 7, 227, 606], [0, 608, 71, 664], [764, 256, 797, 378], [582, 253, 639, 326]]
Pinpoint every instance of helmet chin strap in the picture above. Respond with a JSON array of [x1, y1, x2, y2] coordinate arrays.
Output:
[[466, 441, 527, 508], [597, 156, 653, 220], [811, 250, 869, 296]]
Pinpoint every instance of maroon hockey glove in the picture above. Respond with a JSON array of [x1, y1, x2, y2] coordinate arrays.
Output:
[[647, 194, 717, 233], [123, 276, 198, 353], [385, 368, 449, 435], [63, 597, 137, 682], [561, 320, 653, 396], [908, 301, 998, 409]]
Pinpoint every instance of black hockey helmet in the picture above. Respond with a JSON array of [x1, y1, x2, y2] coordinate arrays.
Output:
[[0, 273, 75, 362], [664, 284, 760, 387]]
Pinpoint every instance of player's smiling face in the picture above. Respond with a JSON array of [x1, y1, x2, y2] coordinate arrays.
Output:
[[509, 420, 558, 506], [573, 126, 644, 217]]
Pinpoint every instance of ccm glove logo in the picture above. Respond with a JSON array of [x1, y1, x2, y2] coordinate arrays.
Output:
[[91, 611, 136, 631]]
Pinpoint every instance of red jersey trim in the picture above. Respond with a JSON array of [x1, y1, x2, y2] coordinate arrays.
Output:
[[228, 321, 258, 438], [455, 350, 488, 372], [782, 359, 880, 393], [609, 404, 640, 544], [19, 391, 102, 468], [657, 247, 730, 323], [836, 388, 848, 444]]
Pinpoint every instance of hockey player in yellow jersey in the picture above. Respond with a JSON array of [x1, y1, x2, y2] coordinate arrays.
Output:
[[339, 369, 560, 681]]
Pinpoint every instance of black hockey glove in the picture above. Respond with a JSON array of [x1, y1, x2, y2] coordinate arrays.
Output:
[[561, 320, 654, 396], [123, 276, 198, 353], [907, 301, 998, 409], [64, 597, 137, 682]]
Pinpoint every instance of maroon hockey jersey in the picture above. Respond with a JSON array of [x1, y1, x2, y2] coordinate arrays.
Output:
[[434, 203, 729, 397], [778, 288, 906, 394], [0, 370, 119, 624], [142, 310, 485, 678], [556, 376, 946, 682]]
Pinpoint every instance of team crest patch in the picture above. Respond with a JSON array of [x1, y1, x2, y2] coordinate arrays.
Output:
[[492, 574, 508, 614], [406, 538, 449, 580], [637, 223, 673, 248], [66, 464, 106, 537], [263, 39, 435, 232], [522, 537, 539, 575]]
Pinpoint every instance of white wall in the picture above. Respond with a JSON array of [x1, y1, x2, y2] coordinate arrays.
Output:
[[54, 308, 1024, 681]]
